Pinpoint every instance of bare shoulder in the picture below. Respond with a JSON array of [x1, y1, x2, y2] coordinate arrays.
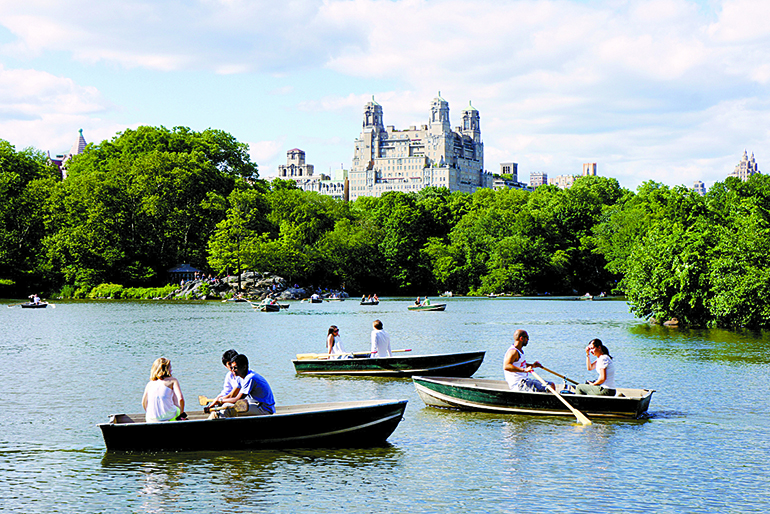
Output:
[[503, 347, 519, 362]]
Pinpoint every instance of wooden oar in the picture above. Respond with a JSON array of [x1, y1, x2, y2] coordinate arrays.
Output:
[[6, 303, 25, 308], [295, 348, 413, 360], [531, 370, 592, 425], [199, 395, 249, 412], [540, 365, 579, 385]]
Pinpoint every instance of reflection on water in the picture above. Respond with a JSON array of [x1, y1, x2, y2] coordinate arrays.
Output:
[[629, 324, 770, 364]]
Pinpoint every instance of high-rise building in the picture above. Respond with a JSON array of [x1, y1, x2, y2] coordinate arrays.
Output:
[[348, 93, 493, 199], [692, 180, 707, 195], [278, 149, 347, 200], [529, 171, 548, 188], [729, 151, 760, 181]]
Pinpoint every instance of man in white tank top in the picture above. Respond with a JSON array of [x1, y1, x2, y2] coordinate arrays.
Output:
[[503, 329, 554, 392]]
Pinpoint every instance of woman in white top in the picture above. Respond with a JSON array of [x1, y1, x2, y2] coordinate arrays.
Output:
[[142, 357, 185, 422], [326, 325, 347, 358], [576, 339, 616, 396]]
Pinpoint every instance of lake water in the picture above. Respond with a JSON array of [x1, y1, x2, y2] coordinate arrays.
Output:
[[1, 297, 768, 513]]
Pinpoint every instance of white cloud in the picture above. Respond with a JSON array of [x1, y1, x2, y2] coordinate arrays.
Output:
[[0, 0, 769, 190]]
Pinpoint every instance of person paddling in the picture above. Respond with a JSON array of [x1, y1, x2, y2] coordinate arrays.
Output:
[[208, 354, 275, 418], [503, 329, 555, 392], [204, 349, 239, 413]]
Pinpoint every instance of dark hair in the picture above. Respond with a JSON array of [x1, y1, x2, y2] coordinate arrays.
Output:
[[232, 353, 249, 369], [589, 338, 612, 359], [328, 325, 338, 336], [222, 349, 238, 366], [373, 319, 383, 330]]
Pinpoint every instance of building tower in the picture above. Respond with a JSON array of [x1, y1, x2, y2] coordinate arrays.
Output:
[[429, 92, 451, 135], [462, 102, 481, 143], [729, 150, 760, 181], [582, 163, 597, 176]]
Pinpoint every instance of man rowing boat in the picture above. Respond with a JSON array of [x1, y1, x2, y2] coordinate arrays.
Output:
[[503, 329, 555, 392]]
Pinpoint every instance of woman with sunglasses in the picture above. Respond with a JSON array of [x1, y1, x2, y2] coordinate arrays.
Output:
[[326, 325, 347, 358]]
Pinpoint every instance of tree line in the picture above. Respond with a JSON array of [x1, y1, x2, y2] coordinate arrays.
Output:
[[2, 126, 769, 327]]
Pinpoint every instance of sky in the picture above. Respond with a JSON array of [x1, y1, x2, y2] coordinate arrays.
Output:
[[1, 0, 768, 191]]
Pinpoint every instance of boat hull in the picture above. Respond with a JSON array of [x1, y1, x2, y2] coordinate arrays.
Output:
[[413, 376, 653, 419], [260, 304, 280, 312], [98, 399, 407, 452], [293, 351, 485, 377], [21, 303, 47, 308], [360, 301, 379, 305], [407, 303, 446, 312]]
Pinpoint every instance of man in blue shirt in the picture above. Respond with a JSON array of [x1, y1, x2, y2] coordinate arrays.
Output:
[[209, 353, 275, 417]]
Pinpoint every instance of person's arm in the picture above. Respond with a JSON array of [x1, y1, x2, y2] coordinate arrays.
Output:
[[585, 347, 597, 371], [327, 333, 334, 354], [141, 383, 150, 410], [503, 348, 529, 372], [370, 331, 378, 356], [170, 378, 185, 413], [592, 366, 607, 386]]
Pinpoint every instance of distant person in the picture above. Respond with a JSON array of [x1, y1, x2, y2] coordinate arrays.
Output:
[[503, 330, 554, 392], [423, 297, 431, 306], [326, 325, 348, 358], [370, 319, 392, 358], [32, 294, 41, 305], [208, 354, 275, 418], [576, 339, 616, 396], [414, 296, 421, 306], [373, 294, 379, 302], [142, 357, 185, 422], [204, 349, 239, 413]]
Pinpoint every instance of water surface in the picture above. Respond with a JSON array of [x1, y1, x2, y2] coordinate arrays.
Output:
[[1, 297, 768, 512]]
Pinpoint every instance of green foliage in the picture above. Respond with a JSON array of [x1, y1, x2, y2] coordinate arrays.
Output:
[[88, 283, 125, 299], [0, 140, 59, 295]]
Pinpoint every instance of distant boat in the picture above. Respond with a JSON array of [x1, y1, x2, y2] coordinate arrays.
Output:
[[259, 303, 280, 312], [440, 291, 453, 297], [407, 303, 447, 312], [488, 294, 498, 298], [98, 399, 408, 451], [21, 303, 48, 309], [360, 300, 379, 305]]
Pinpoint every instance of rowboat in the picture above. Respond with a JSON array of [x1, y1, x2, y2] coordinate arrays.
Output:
[[21, 303, 48, 309], [260, 304, 280, 312], [413, 376, 654, 419], [407, 303, 446, 312], [360, 300, 379, 305], [309, 298, 323, 303], [293, 351, 485, 377], [325, 297, 345, 302], [98, 399, 408, 452]]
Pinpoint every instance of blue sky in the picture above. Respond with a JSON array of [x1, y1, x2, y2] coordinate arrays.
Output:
[[1, 0, 768, 190]]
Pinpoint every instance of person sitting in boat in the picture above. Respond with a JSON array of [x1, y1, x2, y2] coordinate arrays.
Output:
[[575, 339, 616, 396], [204, 349, 239, 413], [503, 330, 555, 393], [326, 325, 349, 358], [32, 294, 41, 305], [142, 357, 186, 422], [362, 295, 366, 302], [373, 294, 379, 302], [370, 319, 392, 358], [414, 296, 421, 306], [209, 354, 275, 418]]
